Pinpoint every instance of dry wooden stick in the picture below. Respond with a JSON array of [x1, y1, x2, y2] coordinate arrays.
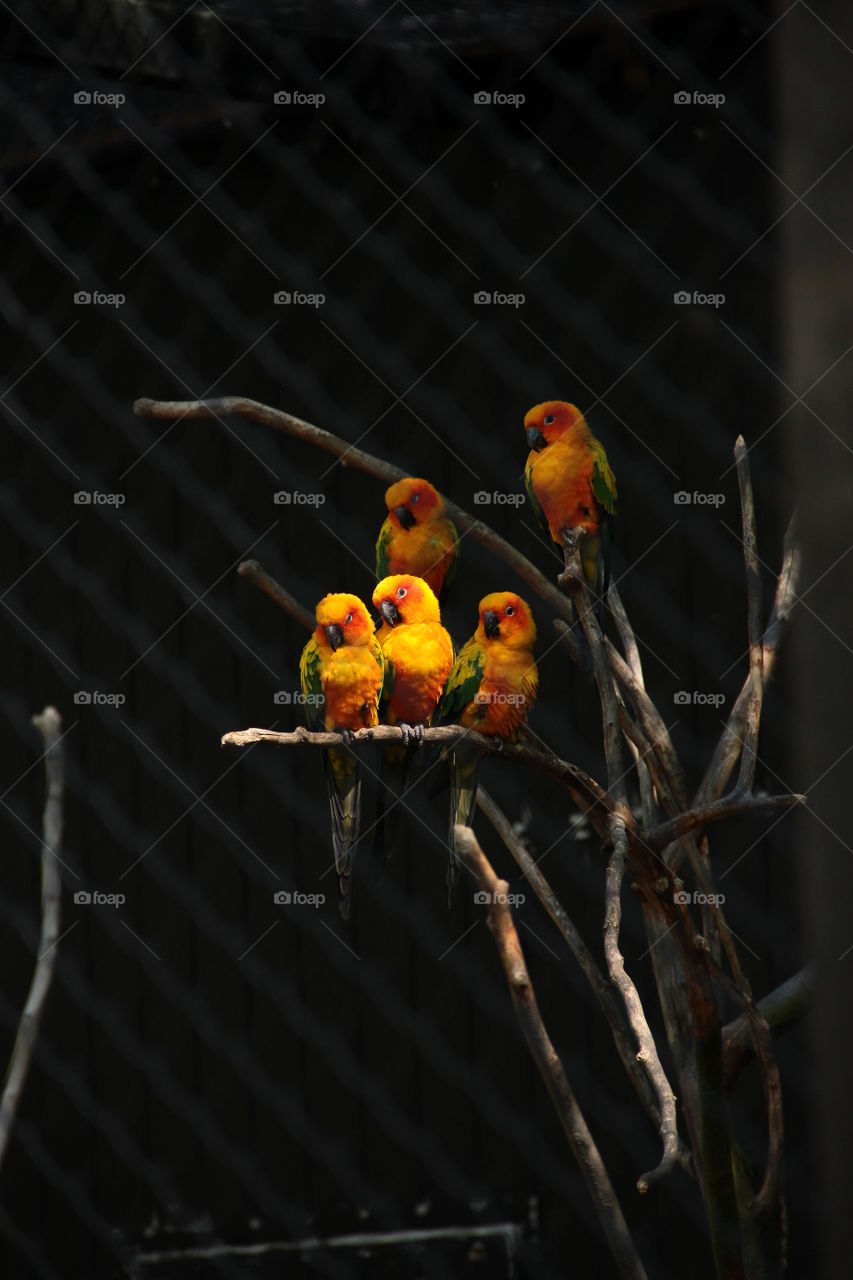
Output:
[[455, 823, 649, 1280], [134, 396, 585, 636], [556, 531, 680, 1191], [734, 436, 764, 794], [0, 707, 66, 1175], [722, 966, 813, 1089], [238, 558, 314, 631], [477, 787, 692, 1176], [695, 514, 799, 811]]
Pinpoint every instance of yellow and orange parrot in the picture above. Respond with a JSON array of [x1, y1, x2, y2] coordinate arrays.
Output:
[[375, 478, 459, 606], [434, 592, 538, 902], [523, 400, 617, 617], [371, 574, 454, 859], [299, 593, 385, 918]]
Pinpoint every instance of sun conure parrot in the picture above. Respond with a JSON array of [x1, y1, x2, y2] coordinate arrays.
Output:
[[299, 593, 385, 918], [371, 573, 454, 861], [433, 592, 538, 903], [523, 400, 617, 622], [375, 477, 459, 606]]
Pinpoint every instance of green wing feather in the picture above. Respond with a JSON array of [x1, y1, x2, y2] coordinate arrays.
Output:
[[433, 640, 485, 726], [525, 458, 549, 538], [299, 636, 325, 730], [375, 519, 391, 580]]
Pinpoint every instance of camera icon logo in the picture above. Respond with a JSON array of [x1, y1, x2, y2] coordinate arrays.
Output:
[[473, 491, 491, 505], [673, 490, 692, 505], [673, 889, 690, 904], [73, 491, 92, 504], [273, 691, 292, 704], [474, 91, 492, 105], [273, 490, 292, 504], [74, 890, 92, 904], [273, 890, 292, 904], [673, 290, 691, 304], [673, 91, 691, 105], [473, 290, 491, 304], [273, 291, 292, 305], [73, 691, 93, 704], [673, 690, 691, 705], [74, 291, 92, 305], [473, 890, 491, 904], [74, 90, 92, 105], [273, 91, 292, 104]]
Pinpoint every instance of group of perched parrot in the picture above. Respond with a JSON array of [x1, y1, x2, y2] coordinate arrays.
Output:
[[298, 400, 618, 917]]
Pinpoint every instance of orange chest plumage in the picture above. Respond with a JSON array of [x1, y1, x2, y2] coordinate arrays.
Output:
[[382, 623, 453, 725], [320, 647, 383, 731], [460, 645, 537, 739], [385, 520, 456, 597], [528, 436, 599, 540]]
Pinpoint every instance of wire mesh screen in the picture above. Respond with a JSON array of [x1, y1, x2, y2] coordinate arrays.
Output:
[[0, 1, 828, 1276]]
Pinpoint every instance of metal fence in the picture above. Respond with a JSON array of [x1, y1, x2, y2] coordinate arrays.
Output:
[[0, 1, 824, 1276]]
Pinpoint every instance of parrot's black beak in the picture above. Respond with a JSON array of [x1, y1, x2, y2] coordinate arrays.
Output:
[[393, 504, 416, 530], [526, 426, 547, 452], [483, 609, 501, 639], [325, 623, 344, 651], [380, 600, 400, 628]]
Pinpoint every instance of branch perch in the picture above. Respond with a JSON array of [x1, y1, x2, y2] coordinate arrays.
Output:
[[455, 823, 649, 1280], [0, 707, 66, 1176]]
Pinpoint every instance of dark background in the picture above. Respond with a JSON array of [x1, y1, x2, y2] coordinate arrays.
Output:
[[1, 1, 849, 1276]]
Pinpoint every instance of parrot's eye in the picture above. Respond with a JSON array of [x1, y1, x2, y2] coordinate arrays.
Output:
[[345, 612, 353, 624], [397, 586, 408, 599], [543, 413, 555, 426], [505, 606, 514, 616], [411, 493, 420, 504]]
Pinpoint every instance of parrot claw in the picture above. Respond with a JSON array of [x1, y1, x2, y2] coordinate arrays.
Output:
[[399, 723, 411, 748], [413, 723, 425, 749], [493, 736, 505, 753], [341, 729, 357, 748]]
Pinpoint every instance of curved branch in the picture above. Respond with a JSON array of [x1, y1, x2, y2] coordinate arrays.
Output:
[[134, 396, 582, 634], [0, 707, 66, 1176], [238, 558, 314, 631], [644, 792, 805, 855], [456, 823, 649, 1280], [734, 436, 764, 793], [603, 818, 680, 1192]]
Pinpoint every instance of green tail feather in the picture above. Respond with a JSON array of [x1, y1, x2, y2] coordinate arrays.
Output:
[[373, 745, 414, 870], [448, 747, 482, 906], [323, 747, 361, 919]]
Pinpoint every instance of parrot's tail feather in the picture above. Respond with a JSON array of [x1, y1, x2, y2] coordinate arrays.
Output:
[[323, 748, 361, 919], [372, 746, 414, 872], [447, 748, 482, 907]]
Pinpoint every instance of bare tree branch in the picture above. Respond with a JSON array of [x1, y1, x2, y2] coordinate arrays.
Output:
[[734, 436, 764, 794], [238, 558, 314, 631], [722, 966, 814, 1090], [455, 823, 649, 1280], [0, 707, 66, 1176]]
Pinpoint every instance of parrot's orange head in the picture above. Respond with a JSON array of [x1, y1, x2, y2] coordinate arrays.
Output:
[[314, 593, 374, 651], [476, 592, 536, 649], [372, 574, 440, 629], [384, 477, 443, 531], [524, 401, 587, 452]]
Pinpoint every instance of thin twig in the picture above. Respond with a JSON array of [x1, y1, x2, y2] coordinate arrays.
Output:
[[695, 514, 799, 811], [734, 437, 764, 793], [722, 966, 814, 1089], [238, 558, 314, 631], [455, 824, 649, 1280], [644, 792, 804, 854], [134, 396, 585, 636], [477, 787, 691, 1175], [0, 707, 66, 1175]]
